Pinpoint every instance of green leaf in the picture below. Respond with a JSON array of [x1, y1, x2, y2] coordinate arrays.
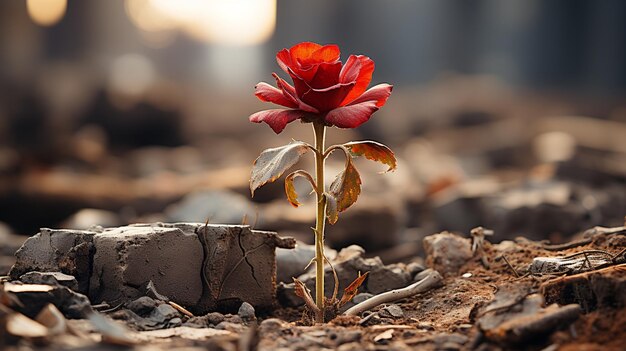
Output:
[[250, 141, 310, 196], [344, 141, 397, 172], [328, 159, 362, 214]]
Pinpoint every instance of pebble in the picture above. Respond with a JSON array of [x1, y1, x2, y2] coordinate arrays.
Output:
[[167, 317, 182, 327], [149, 303, 180, 323], [352, 293, 373, 304], [406, 262, 426, 278], [379, 304, 404, 319], [206, 312, 225, 326], [126, 296, 157, 316], [238, 301, 256, 320]]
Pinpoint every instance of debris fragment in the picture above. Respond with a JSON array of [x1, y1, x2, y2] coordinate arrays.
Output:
[[10, 223, 295, 314], [373, 328, 394, 342], [479, 294, 581, 345], [423, 232, 472, 275], [541, 263, 626, 312], [530, 248, 626, 276], [344, 269, 442, 316]]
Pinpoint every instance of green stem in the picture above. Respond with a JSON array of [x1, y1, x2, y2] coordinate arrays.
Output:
[[313, 121, 326, 323]]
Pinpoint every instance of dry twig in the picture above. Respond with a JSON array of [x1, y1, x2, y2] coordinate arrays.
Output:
[[344, 269, 442, 316]]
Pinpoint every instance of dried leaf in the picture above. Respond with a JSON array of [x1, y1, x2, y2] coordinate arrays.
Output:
[[293, 278, 320, 314], [339, 271, 369, 307], [328, 159, 362, 213], [284, 174, 300, 207], [284, 170, 314, 207], [344, 141, 397, 172], [250, 141, 310, 195], [325, 193, 339, 224]]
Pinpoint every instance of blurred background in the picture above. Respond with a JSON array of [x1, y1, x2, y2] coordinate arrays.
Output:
[[1, 0, 625, 271]]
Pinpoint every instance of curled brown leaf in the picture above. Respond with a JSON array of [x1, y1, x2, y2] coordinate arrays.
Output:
[[344, 141, 397, 172]]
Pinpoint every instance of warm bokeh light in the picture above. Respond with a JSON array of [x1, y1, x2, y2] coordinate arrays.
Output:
[[26, 0, 67, 27], [108, 54, 156, 97], [125, 0, 276, 45]]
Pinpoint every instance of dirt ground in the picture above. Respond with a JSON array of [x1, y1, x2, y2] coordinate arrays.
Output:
[[2, 224, 625, 351]]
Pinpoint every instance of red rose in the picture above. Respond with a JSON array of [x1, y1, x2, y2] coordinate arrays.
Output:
[[250, 42, 393, 133]]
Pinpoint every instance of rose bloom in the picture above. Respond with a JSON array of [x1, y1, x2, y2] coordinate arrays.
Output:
[[250, 42, 393, 133]]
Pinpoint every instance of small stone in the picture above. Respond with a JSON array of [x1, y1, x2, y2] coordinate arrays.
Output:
[[126, 296, 157, 316], [406, 262, 426, 278], [149, 304, 180, 324], [423, 232, 472, 275], [367, 266, 411, 294], [462, 272, 472, 278], [379, 304, 404, 319], [259, 318, 285, 334], [167, 317, 182, 328], [206, 312, 225, 326], [19, 271, 79, 291], [352, 293, 373, 304], [8, 284, 93, 319], [183, 316, 210, 328], [238, 302, 256, 321]]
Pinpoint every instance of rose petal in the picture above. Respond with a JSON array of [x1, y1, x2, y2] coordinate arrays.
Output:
[[273, 73, 319, 113], [324, 101, 379, 129], [272, 73, 297, 101], [339, 55, 361, 83], [300, 82, 355, 112], [308, 61, 342, 89], [255, 82, 298, 108], [339, 55, 375, 106], [348, 83, 393, 107], [289, 42, 322, 63], [249, 109, 305, 134], [276, 49, 292, 75], [307, 44, 340, 64]]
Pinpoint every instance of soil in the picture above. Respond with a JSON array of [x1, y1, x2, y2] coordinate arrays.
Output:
[[3, 226, 624, 350]]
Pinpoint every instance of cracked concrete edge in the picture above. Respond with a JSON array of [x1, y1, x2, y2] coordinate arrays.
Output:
[[9, 222, 295, 313]]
